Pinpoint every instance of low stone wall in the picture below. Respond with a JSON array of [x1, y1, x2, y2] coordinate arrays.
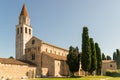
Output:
[[0, 63, 36, 79]]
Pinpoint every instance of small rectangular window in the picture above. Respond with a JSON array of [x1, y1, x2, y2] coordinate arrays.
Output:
[[25, 27, 27, 33], [21, 27, 22, 33], [46, 48, 47, 52], [50, 50, 52, 53], [29, 29, 31, 34], [17, 28, 19, 34]]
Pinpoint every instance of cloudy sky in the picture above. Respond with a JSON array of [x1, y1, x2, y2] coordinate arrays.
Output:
[[0, 0, 120, 58]]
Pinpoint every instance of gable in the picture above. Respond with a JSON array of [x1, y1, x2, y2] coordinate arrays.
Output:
[[26, 36, 42, 48]]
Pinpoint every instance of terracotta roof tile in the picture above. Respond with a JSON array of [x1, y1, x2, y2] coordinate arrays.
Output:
[[43, 52, 66, 61], [102, 60, 116, 63], [0, 58, 28, 65], [20, 4, 29, 17]]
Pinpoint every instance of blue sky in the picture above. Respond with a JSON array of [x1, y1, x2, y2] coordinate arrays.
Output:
[[0, 0, 120, 58]]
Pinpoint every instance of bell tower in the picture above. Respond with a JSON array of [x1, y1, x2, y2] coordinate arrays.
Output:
[[16, 4, 32, 60]]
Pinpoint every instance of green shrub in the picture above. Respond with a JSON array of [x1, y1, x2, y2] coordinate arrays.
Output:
[[106, 70, 120, 77]]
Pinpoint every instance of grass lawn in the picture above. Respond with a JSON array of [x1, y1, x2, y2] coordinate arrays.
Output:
[[29, 76, 120, 80]]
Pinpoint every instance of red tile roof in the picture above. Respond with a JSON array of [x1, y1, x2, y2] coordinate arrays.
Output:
[[102, 60, 116, 63], [0, 58, 28, 65], [43, 52, 66, 61], [20, 4, 29, 17]]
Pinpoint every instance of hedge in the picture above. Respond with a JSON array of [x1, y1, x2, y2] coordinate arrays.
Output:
[[106, 70, 120, 77]]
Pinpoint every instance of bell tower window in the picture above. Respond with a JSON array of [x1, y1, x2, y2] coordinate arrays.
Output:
[[29, 29, 31, 34], [25, 27, 27, 33], [20, 27, 23, 33], [17, 28, 19, 35]]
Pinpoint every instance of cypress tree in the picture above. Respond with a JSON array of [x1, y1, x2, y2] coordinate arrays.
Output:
[[95, 43, 102, 75], [89, 38, 97, 75], [81, 27, 91, 75], [113, 52, 117, 61], [102, 53, 106, 60], [116, 49, 120, 69]]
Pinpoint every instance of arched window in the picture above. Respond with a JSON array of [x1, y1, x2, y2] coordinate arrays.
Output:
[[21, 27, 23, 33], [31, 54, 35, 60], [17, 28, 19, 35], [46, 48, 47, 52], [25, 27, 27, 33], [32, 40, 35, 44], [29, 29, 31, 34]]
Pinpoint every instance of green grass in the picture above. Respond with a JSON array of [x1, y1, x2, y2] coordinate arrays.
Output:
[[29, 76, 120, 80]]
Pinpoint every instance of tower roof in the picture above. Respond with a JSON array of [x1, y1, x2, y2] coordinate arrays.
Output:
[[20, 4, 29, 17]]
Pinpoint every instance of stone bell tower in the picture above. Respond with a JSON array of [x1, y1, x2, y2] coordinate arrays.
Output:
[[16, 4, 32, 60]]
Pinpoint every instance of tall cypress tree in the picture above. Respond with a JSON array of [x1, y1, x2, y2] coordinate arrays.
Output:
[[116, 49, 120, 69], [81, 27, 91, 75], [89, 38, 97, 75], [113, 52, 117, 61], [95, 43, 102, 75]]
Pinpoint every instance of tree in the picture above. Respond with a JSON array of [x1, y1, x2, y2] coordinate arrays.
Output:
[[116, 49, 120, 69], [9, 56, 14, 59], [113, 49, 120, 69], [113, 52, 117, 61], [81, 27, 91, 75], [106, 55, 111, 60], [88, 38, 97, 75], [102, 53, 106, 60], [95, 43, 102, 75], [66, 46, 80, 76]]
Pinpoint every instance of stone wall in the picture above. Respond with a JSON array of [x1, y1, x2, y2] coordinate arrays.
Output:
[[42, 53, 54, 77], [102, 60, 117, 75], [41, 42, 68, 57], [25, 37, 70, 77], [0, 63, 36, 79]]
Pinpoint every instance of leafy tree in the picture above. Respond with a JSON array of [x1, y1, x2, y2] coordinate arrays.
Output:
[[9, 56, 14, 59], [95, 43, 102, 75], [89, 38, 97, 75], [102, 53, 106, 60], [66, 46, 80, 76], [81, 27, 91, 75], [106, 55, 111, 60]]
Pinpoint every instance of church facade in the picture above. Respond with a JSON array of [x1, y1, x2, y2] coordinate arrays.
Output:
[[15, 4, 70, 78]]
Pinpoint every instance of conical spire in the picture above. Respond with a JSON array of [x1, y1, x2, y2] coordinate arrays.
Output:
[[20, 4, 29, 17]]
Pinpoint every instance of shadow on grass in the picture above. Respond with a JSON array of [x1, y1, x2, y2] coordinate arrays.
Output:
[[70, 76, 82, 78]]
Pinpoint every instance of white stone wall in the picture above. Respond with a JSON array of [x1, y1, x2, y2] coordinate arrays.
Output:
[[54, 60, 61, 77], [16, 23, 32, 60], [41, 43, 68, 57], [102, 60, 117, 75], [0, 63, 36, 79]]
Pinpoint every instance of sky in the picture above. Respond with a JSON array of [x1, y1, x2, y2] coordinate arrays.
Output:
[[0, 0, 120, 58]]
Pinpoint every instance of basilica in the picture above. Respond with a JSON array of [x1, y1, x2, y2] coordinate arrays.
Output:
[[0, 4, 117, 79], [0, 4, 70, 79]]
